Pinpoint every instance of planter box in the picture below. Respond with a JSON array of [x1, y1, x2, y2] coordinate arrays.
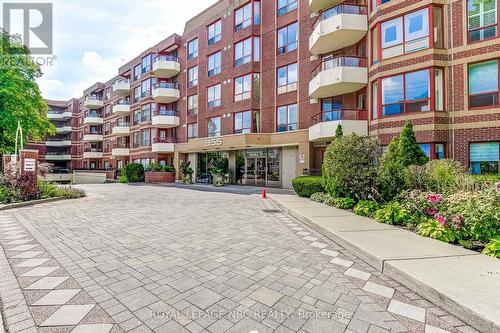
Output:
[[145, 171, 176, 183]]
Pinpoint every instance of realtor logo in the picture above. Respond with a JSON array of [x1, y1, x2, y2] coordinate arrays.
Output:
[[2, 3, 53, 54]]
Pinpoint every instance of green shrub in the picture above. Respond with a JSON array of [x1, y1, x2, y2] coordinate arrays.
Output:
[[323, 134, 380, 200], [310, 192, 328, 203], [333, 197, 356, 209], [482, 237, 500, 258], [377, 138, 410, 201], [471, 174, 500, 187], [38, 180, 59, 199], [323, 194, 338, 207], [123, 163, 144, 182], [417, 219, 456, 243], [374, 202, 412, 225], [335, 124, 343, 138], [0, 183, 19, 204], [118, 175, 128, 183], [353, 200, 380, 217], [398, 122, 429, 167], [408, 159, 469, 193], [292, 176, 324, 197], [146, 163, 175, 172], [55, 186, 86, 199]]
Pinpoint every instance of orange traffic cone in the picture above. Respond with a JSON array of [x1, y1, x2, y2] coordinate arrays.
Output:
[[262, 188, 267, 199]]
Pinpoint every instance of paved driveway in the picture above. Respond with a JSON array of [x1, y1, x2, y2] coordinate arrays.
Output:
[[0, 184, 477, 333]]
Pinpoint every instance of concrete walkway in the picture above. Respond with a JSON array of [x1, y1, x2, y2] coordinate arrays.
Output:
[[270, 194, 500, 333]]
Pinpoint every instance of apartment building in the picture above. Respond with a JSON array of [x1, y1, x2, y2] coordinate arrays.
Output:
[[29, 0, 500, 187]]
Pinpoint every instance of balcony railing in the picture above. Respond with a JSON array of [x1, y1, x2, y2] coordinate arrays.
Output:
[[154, 82, 180, 89], [154, 55, 179, 63], [312, 56, 367, 77], [155, 109, 179, 117], [313, 3, 367, 29], [113, 143, 130, 149], [153, 137, 178, 144], [84, 148, 103, 152], [84, 130, 103, 135], [311, 109, 368, 125], [114, 98, 130, 105], [86, 95, 102, 102], [114, 122, 130, 127], [46, 152, 71, 155]]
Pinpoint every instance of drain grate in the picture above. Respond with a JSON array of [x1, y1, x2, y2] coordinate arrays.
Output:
[[261, 209, 281, 213]]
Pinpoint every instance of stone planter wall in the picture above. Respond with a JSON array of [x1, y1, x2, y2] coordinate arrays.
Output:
[[145, 171, 176, 183]]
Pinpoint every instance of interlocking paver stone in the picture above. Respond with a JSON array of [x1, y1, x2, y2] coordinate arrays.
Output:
[[26, 276, 69, 290], [249, 287, 283, 307], [33, 289, 81, 305], [71, 324, 114, 333], [15, 258, 50, 267], [186, 288, 223, 309], [388, 300, 426, 323], [21, 266, 60, 277], [40, 304, 95, 326], [363, 282, 395, 299]]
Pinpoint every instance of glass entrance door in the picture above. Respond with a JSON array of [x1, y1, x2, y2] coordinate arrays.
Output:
[[255, 157, 266, 186]]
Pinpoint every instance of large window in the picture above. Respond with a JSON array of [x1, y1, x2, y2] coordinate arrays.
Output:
[[207, 84, 222, 108], [234, 111, 252, 134], [379, 68, 444, 116], [234, 37, 260, 67], [134, 87, 141, 103], [187, 38, 198, 60], [141, 128, 151, 146], [141, 54, 151, 73], [141, 78, 154, 97], [134, 64, 141, 81], [470, 142, 499, 174], [207, 117, 221, 137], [321, 96, 343, 121], [234, 74, 252, 101], [188, 95, 198, 116], [467, 0, 498, 42], [208, 51, 222, 77], [419, 143, 445, 160], [141, 104, 151, 123], [276, 104, 297, 132], [277, 63, 297, 94], [235, 1, 260, 31], [380, 7, 439, 59], [187, 123, 198, 140], [277, 23, 298, 55], [278, 0, 297, 16], [188, 66, 198, 88], [208, 20, 222, 45], [468, 60, 499, 108]]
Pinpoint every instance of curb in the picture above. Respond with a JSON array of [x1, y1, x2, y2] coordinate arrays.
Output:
[[270, 197, 499, 333], [0, 197, 68, 211]]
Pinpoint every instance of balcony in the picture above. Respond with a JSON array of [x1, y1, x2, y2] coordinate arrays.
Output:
[[152, 56, 181, 79], [309, 56, 368, 99], [309, 109, 368, 142], [83, 133, 103, 142], [83, 114, 103, 125], [112, 144, 130, 157], [47, 111, 72, 121], [56, 126, 72, 134], [83, 150, 103, 159], [112, 123, 130, 136], [151, 138, 176, 153], [84, 96, 103, 109], [152, 82, 180, 104], [310, 4, 367, 55], [112, 100, 131, 116], [309, 0, 342, 11], [44, 153, 72, 161], [152, 110, 180, 128], [46, 140, 72, 147], [112, 79, 131, 96]]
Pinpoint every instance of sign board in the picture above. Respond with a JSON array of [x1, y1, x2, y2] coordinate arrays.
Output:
[[298, 154, 306, 164], [205, 138, 223, 147], [23, 158, 36, 172]]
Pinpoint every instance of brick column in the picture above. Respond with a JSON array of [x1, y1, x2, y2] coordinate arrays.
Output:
[[2, 154, 13, 172], [19, 149, 39, 175]]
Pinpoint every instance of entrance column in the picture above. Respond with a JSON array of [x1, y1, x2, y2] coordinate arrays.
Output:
[[228, 151, 236, 184], [173, 151, 181, 181], [296, 141, 311, 177]]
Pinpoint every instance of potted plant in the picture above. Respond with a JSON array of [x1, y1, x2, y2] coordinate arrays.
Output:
[[209, 159, 227, 187], [180, 161, 194, 184], [144, 163, 176, 183]]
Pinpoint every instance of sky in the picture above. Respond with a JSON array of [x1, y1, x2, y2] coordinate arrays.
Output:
[[1, 0, 219, 100]]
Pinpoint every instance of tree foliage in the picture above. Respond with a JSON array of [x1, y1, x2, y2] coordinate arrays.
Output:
[[0, 31, 55, 153], [398, 122, 428, 167], [335, 124, 343, 138]]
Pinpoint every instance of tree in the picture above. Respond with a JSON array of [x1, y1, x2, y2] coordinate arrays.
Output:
[[376, 138, 410, 201], [0, 31, 55, 154], [398, 122, 428, 167], [334, 123, 343, 138]]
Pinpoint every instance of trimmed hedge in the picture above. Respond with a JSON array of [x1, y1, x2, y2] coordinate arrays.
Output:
[[292, 176, 324, 197], [123, 163, 145, 183]]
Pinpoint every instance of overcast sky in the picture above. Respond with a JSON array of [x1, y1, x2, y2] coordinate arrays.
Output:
[[2, 0, 219, 100]]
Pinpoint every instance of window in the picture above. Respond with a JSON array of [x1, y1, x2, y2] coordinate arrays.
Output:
[[134, 65, 141, 81], [380, 68, 444, 116], [235, 37, 260, 66], [277, 63, 297, 94], [419, 143, 445, 160], [468, 60, 499, 108], [234, 74, 252, 101], [467, 0, 497, 42], [141, 104, 150, 123], [277, 23, 298, 55], [141, 79, 152, 97], [142, 54, 151, 73], [133, 110, 140, 126], [207, 117, 221, 137], [470, 142, 499, 174], [380, 8, 431, 59], [134, 87, 141, 103], [372, 82, 378, 119], [207, 84, 222, 108], [276, 104, 297, 132], [321, 96, 343, 121], [188, 66, 198, 88], [371, 27, 379, 64], [208, 20, 222, 45], [208, 52, 222, 77], [187, 123, 198, 140], [278, 0, 297, 16], [188, 95, 198, 116], [187, 38, 198, 60], [234, 111, 252, 134], [141, 128, 151, 146], [235, 1, 260, 31]]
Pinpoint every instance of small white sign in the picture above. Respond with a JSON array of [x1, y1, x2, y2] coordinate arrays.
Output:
[[298, 154, 306, 164], [24, 158, 36, 172]]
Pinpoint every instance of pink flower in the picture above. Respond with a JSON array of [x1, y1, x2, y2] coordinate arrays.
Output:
[[435, 214, 447, 226], [452, 214, 464, 230], [495, 182, 500, 191], [426, 207, 437, 216], [428, 194, 442, 204]]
